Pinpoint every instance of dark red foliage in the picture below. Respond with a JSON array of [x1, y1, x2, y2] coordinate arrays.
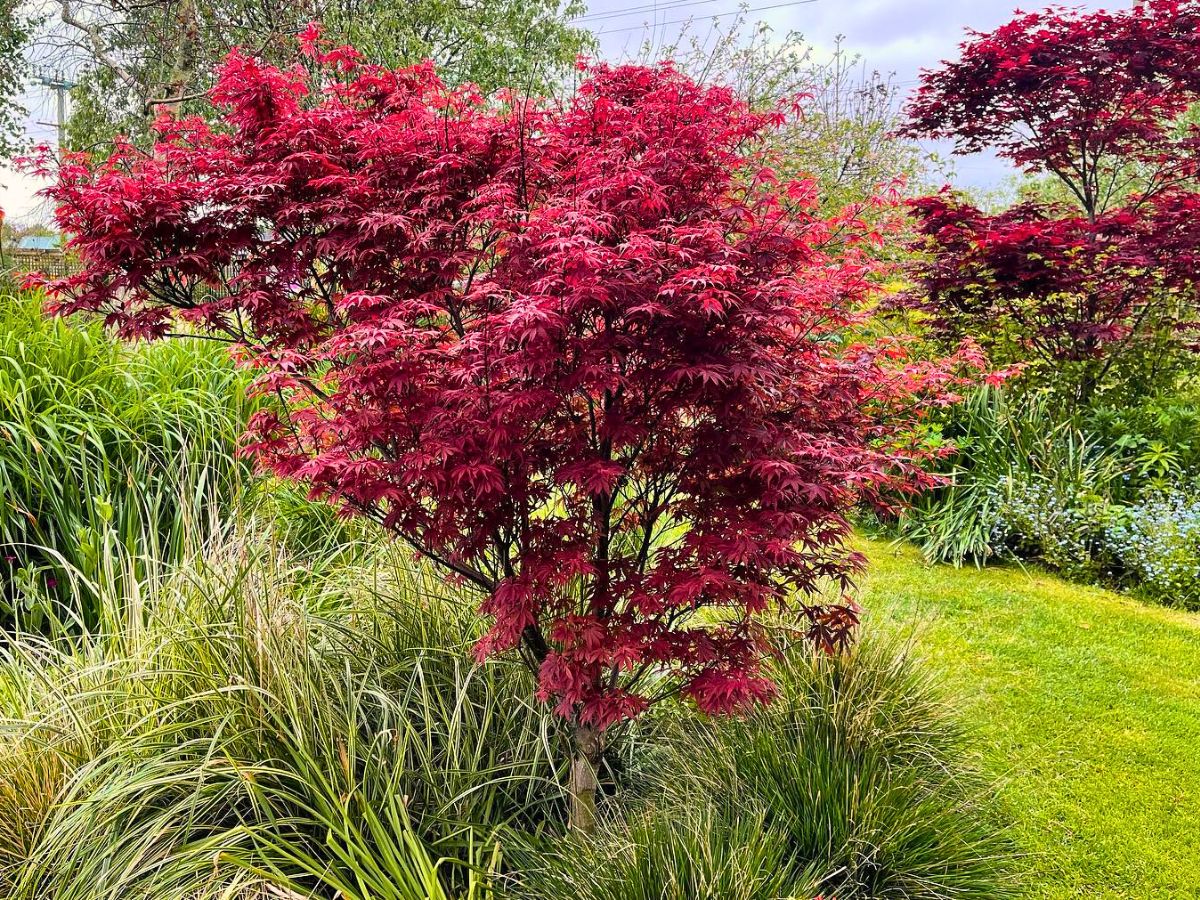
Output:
[[34, 33, 977, 730], [903, 2, 1200, 399], [903, 1, 1200, 205], [908, 190, 1198, 366]]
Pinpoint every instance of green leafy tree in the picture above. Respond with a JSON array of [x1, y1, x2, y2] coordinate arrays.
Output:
[[39, 0, 591, 149], [322, 0, 590, 95], [0, 0, 30, 158]]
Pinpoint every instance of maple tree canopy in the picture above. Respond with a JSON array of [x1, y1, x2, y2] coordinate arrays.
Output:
[[33, 29, 978, 731], [903, 0, 1200, 401]]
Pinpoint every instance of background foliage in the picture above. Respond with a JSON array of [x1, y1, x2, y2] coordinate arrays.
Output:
[[0, 286, 251, 630]]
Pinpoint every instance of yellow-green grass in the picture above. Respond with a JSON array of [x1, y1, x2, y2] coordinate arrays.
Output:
[[859, 538, 1200, 900]]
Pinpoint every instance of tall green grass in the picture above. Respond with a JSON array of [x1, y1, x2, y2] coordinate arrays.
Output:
[[0, 532, 562, 899], [0, 527, 1013, 900], [0, 287, 253, 630], [902, 387, 1124, 566], [515, 639, 1014, 900]]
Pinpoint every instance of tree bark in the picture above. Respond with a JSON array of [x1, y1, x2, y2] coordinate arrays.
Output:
[[569, 722, 603, 834], [158, 0, 200, 120]]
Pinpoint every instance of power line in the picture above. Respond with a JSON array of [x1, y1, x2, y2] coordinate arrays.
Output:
[[574, 0, 729, 23], [595, 0, 822, 36]]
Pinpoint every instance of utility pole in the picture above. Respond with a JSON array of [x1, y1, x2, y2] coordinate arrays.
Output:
[[33, 67, 76, 150]]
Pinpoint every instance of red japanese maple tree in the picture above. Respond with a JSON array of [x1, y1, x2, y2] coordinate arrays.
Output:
[[34, 31, 976, 829], [903, 1, 1200, 404]]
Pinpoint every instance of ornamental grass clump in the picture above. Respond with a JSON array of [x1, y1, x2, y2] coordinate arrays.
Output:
[[0, 532, 1013, 900], [0, 533, 559, 900], [516, 638, 1014, 900]]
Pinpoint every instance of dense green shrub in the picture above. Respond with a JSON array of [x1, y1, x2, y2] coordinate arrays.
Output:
[[1086, 391, 1200, 493], [518, 639, 1014, 900], [988, 475, 1119, 580], [0, 288, 252, 630], [902, 387, 1125, 568], [901, 383, 1200, 608]]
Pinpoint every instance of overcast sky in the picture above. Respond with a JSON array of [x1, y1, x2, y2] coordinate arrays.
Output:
[[585, 0, 1120, 192], [2, 0, 1126, 223]]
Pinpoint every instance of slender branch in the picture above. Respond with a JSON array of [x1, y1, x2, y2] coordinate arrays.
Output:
[[58, 0, 139, 91]]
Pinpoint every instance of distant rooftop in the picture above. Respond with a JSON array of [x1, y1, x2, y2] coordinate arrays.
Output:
[[14, 234, 61, 251]]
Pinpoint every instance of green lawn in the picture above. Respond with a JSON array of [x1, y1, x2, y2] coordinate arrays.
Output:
[[859, 538, 1200, 900]]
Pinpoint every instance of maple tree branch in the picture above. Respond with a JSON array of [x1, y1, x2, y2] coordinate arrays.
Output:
[[146, 89, 209, 108]]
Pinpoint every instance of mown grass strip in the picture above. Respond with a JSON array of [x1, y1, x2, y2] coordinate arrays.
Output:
[[861, 538, 1200, 899]]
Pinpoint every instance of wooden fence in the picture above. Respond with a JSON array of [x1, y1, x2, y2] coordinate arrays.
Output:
[[3, 249, 77, 281]]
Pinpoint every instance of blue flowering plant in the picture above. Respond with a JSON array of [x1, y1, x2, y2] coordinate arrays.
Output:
[[1107, 486, 1200, 609]]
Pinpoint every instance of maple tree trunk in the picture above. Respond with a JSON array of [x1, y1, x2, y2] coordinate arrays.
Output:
[[1076, 358, 1102, 409], [569, 722, 604, 834]]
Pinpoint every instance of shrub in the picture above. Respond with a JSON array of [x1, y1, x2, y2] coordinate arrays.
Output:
[[517, 638, 1014, 900], [902, 387, 1125, 569], [0, 287, 253, 631], [1086, 390, 1200, 493], [989, 475, 1118, 580], [1107, 488, 1200, 609]]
